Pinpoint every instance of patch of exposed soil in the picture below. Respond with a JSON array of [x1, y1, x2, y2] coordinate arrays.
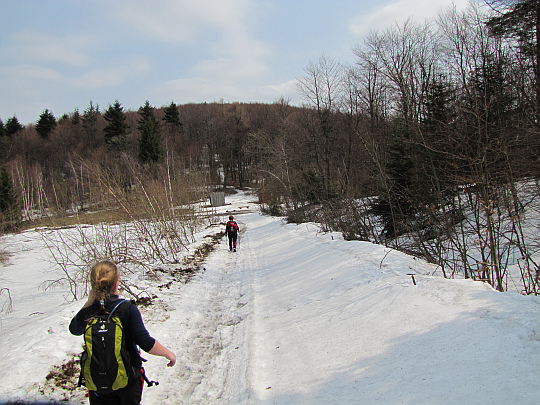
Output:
[[165, 230, 225, 285], [139, 230, 227, 305], [45, 355, 81, 392]]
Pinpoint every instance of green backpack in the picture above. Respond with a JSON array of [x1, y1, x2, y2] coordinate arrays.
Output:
[[79, 299, 135, 392]]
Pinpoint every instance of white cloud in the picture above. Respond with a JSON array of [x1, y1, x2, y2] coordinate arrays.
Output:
[[0, 55, 151, 92], [68, 56, 152, 89], [69, 68, 127, 89], [151, 75, 300, 107], [192, 52, 268, 82], [112, 0, 253, 44], [0, 64, 62, 108], [112, 0, 272, 83], [0, 65, 66, 122], [1, 64, 63, 83], [262, 79, 298, 100], [349, 0, 470, 37], [4, 30, 92, 67], [152, 77, 238, 104], [203, 21, 273, 78]]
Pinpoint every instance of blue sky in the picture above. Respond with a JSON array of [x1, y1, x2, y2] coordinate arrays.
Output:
[[0, 0, 471, 125]]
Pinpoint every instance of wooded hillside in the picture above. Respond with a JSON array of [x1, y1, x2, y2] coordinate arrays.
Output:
[[1, 2, 539, 294]]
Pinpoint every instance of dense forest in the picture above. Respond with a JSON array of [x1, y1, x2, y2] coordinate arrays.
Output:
[[1, 2, 539, 294]]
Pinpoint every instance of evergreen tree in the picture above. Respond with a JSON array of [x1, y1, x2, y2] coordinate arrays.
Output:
[[0, 167, 21, 232], [82, 101, 100, 137], [4, 116, 23, 137], [138, 118, 162, 163], [487, 1, 538, 59], [137, 101, 162, 163], [487, 0, 540, 126], [0, 119, 4, 137], [371, 121, 423, 238], [71, 108, 81, 125], [137, 100, 154, 130], [103, 100, 128, 146], [423, 78, 454, 132], [458, 53, 518, 180], [35, 109, 57, 138], [162, 101, 183, 129], [58, 113, 69, 124], [421, 77, 457, 182]]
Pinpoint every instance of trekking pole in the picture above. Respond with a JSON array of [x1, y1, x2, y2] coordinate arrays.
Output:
[[141, 367, 159, 387]]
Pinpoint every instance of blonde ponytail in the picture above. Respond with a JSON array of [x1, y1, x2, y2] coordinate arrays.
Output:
[[90, 260, 119, 303]]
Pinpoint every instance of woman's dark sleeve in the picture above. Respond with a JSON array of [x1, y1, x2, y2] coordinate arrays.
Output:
[[69, 306, 94, 336], [127, 304, 156, 353]]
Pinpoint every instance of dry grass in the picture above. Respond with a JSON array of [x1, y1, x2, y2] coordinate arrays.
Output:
[[20, 208, 135, 231], [20, 205, 197, 232]]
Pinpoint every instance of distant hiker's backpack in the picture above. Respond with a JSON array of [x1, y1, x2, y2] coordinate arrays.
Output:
[[226, 221, 238, 233], [79, 300, 136, 393]]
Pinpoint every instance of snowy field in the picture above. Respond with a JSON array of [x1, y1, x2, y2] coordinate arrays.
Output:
[[0, 190, 539, 404]]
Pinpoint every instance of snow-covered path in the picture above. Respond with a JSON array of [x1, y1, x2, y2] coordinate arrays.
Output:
[[146, 201, 540, 404], [142, 215, 254, 404], [1, 190, 539, 404], [232, 212, 540, 404]]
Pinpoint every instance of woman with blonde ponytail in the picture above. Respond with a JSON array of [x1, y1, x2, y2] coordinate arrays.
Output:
[[90, 260, 119, 304], [69, 260, 176, 405]]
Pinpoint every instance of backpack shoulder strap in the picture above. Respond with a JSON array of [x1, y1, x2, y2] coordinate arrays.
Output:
[[107, 299, 133, 321]]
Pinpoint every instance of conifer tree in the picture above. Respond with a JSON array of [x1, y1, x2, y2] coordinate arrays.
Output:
[[71, 108, 81, 125], [137, 100, 154, 129], [0, 119, 4, 137], [138, 101, 162, 163], [4, 116, 23, 137], [58, 113, 69, 124], [371, 122, 417, 238], [163, 101, 183, 129], [82, 101, 100, 138], [103, 100, 128, 146], [35, 109, 57, 138], [138, 119, 162, 163], [487, 0, 540, 126], [0, 167, 21, 232]]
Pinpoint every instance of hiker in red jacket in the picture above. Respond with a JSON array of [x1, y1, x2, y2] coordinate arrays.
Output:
[[226, 215, 239, 251]]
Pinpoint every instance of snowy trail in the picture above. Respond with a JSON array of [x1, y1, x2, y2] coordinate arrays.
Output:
[[240, 216, 540, 404], [143, 211, 303, 404], [148, 205, 540, 405], [142, 218, 254, 404], [1, 190, 539, 404]]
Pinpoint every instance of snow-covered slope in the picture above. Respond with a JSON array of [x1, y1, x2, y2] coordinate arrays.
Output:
[[0, 191, 539, 404]]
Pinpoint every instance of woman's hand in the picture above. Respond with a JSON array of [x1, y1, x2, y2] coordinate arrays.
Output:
[[149, 341, 176, 367], [166, 352, 177, 367], [82, 289, 96, 308]]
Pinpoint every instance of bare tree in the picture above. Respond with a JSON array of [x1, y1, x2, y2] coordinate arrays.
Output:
[[296, 54, 344, 198]]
